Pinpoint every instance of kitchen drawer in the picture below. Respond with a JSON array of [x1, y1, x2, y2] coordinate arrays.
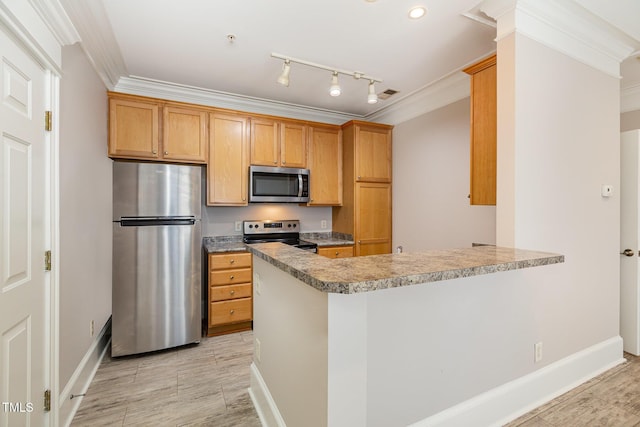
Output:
[[209, 252, 251, 270], [210, 298, 252, 325], [210, 283, 252, 302], [209, 267, 252, 286], [318, 245, 354, 259]]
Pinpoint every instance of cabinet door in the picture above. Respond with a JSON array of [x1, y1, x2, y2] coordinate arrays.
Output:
[[355, 183, 391, 256], [467, 57, 496, 205], [308, 125, 342, 206], [280, 121, 307, 168], [208, 113, 249, 205], [355, 124, 391, 182], [250, 118, 279, 166], [163, 106, 207, 163], [108, 98, 159, 159]]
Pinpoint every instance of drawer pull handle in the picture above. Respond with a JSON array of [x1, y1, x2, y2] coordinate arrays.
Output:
[[230, 259, 235, 264], [230, 309, 235, 315], [335, 251, 339, 256], [230, 290, 235, 295], [230, 275, 235, 280]]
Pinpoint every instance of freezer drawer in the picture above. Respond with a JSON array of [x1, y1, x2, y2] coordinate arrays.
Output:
[[112, 221, 201, 356]]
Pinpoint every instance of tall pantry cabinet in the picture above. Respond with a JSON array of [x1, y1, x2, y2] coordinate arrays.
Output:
[[333, 121, 393, 256]]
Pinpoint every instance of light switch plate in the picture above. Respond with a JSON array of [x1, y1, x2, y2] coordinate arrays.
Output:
[[235, 221, 242, 232]]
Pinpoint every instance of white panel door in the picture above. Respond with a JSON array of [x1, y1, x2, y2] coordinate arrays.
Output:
[[621, 130, 640, 356], [0, 26, 49, 426]]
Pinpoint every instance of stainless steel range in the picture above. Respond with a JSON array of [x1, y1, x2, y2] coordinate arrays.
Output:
[[243, 220, 317, 253]]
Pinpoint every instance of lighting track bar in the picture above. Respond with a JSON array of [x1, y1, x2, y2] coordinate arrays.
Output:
[[271, 53, 382, 83]]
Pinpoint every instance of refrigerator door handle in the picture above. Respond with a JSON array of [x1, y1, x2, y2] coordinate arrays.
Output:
[[119, 217, 196, 227]]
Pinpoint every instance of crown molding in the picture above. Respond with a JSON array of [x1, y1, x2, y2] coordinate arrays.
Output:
[[58, 0, 126, 89], [622, 84, 640, 113], [481, 0, 640, 78], [28, 0, 79, 46], [366, 71, 470, 125], [114, 76, 359, 125]]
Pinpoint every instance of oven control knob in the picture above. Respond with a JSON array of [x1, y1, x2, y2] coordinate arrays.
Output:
[[287, 224, 291, 228], [249, 224, 253, 228], [293, 224, 296, 228]]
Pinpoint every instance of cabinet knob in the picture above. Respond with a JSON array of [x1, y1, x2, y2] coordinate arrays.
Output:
[[230, 275, 235, 280], [357, 176, 361, 180], [164, 151, 168, 155], [335, 251, 339, 256], [282, 160, 286, 165], [152, 150, 157, 154], [230, 259, 235, 264], [273, 161, 277, 164], [358, 240, 361, 244], [230, 290, 235, 295], [230, 309, 235, 315]]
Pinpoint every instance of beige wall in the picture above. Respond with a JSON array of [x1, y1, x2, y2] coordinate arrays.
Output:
[[392, 98, 496, 251], [497, 32, 620, 358], [59, 44, 111, 387], [622, 109, 640, 132]]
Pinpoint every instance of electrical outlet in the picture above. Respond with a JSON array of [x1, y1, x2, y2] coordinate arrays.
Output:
[[321, 220, 327, 229], [255, 338, 261, 362], [534, 342, 543, 363], [90, 320, 95, 337], [235, 221, 242, 232], [255, 273, 261, 296]]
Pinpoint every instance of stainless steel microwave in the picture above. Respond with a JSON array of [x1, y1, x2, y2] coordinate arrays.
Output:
[[249, 165, 310, 203]]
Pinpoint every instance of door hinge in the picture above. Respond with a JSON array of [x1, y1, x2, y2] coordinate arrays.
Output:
[[44, 389, 51, 412], [45, 111, 52, 131], [44, 250, 51, 271]]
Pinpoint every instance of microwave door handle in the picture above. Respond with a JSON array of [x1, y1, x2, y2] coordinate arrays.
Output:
[[298, 174, 303, 197]]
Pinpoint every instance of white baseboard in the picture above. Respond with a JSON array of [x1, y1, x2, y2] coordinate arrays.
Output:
[[249, 363, 287, 427], [58, 318, 112, 427], [410, 336, 625, 427]]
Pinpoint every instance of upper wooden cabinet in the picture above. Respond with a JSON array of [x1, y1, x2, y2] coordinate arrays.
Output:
[[354, 122, 392, 182], [163, 106, 207, 163], [463, 55, 496, 206], [108, 93, 207, 164], [207, 113, 249, 206], [109, 97, 160, 159], [250, 118, 306, 168], [307, 124, 342, 206]]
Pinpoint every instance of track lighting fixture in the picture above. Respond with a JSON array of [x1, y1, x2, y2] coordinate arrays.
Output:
[[277, 60, 291, 87], [271, 53, 382, 104], [367, 80, 378, 104], [329, 72, 341, 97]]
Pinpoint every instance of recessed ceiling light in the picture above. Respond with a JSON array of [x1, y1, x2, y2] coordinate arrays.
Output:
[[408, 6, 427, 19]]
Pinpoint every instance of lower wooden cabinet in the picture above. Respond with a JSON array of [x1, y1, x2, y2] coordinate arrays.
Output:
[[317, 245, 354, 259], [207, 251, 252, 336]]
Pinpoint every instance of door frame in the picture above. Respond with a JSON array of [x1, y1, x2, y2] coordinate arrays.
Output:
[[0, 6, 61, 426]]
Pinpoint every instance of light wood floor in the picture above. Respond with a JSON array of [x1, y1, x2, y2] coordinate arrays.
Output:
[[72, 332, 640, 427], [71, 331, 260, 426]]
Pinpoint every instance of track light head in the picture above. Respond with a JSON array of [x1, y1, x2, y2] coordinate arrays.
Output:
[[329, 72, 341, 97], [277, 60, 291, 86], [367, 81, 378, 104]]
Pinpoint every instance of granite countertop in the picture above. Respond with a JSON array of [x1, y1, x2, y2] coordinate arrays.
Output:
[[246, 243, 564, 294], [203, 232, 354, 253]]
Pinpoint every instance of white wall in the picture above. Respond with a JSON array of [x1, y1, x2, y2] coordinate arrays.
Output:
[[622, 109, 640, 132], [203, 204, 332, 236], [392, 98, 496, 251], [59, 44, 111, 388], [497, 33, 620, 363]]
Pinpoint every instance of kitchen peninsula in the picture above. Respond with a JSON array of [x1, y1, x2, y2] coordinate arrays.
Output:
[[247, 244, 564, 427]]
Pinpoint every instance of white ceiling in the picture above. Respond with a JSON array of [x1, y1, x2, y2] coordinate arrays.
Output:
[[61, 0, 640, 119]]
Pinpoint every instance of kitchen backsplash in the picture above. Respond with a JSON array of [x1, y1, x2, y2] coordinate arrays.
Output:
[[202, 204, 332, 236]]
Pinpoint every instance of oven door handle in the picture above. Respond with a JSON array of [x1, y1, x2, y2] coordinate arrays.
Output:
[[298, 174, 303, 198]]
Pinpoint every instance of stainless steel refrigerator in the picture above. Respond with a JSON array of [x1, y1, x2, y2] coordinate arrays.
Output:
[[112, 162, 202, 357]]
